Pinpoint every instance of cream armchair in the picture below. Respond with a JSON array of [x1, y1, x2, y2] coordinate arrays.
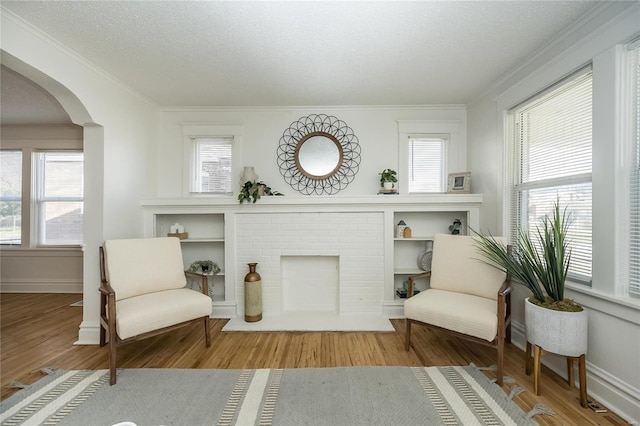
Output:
[[404, 233, 512, 385], [99, 237, 212, 385]]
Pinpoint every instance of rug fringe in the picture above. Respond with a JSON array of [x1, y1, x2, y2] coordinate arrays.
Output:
[[41, 367, 58, 375], [8, 381, 28, 389], [490, 376, 515, 384], [508, 385, 525, 400], [527, 403, 555, 418], [477, 364, 497, 371]]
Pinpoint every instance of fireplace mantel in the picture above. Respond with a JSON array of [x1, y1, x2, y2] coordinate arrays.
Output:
[[142, 194, 483, 325]]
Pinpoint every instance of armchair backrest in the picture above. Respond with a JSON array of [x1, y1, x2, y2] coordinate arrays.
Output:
[[103, 237, 187, 301], [430, 233, 507, 300]]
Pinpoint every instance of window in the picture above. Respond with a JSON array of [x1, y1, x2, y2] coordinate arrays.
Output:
[[408, 136, 446, 193], [34, 152, 84, 245], [508, 67, 593, 283], [0, 151, 22, 245], [190, 138, 232, 194], [628, 39, 640, 297]]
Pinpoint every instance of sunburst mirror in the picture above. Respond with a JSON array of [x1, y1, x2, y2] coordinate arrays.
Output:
[[277, 114, 361, 195]]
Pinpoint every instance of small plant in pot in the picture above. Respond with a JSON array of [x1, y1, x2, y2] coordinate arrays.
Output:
[[473, 201, 587, 359], [379, 169, 397, 190], [188, 260, 220, 275], [238, 181, 283, 204]]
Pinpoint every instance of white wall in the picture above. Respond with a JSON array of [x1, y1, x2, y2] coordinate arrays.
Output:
[[468, 2, 640, 422], [158, 107, 466, 198], [1, 9, 159, 344]]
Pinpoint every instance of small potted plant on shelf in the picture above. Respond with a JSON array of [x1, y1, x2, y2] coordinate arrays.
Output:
[[188, 260, 220, 275], [238, 181, 284, 204], [379, 169, 397, 190], [472, 201, 587, 359]]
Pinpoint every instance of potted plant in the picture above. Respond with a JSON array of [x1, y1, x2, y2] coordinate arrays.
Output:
[[188, 260, 221, 275], [238, 181, 283, 204], [379, 169, 397, 190], [473, 201, 587, 358]]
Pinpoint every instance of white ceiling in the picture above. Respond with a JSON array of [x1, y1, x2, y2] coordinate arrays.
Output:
[[2, 0, 609, 111]]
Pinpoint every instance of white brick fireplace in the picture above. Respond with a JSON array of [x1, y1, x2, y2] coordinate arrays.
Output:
[[234, 212, 384, 317]]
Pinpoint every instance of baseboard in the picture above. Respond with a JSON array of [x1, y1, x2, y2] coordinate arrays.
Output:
[[511, 320, 640, 424], [0, 278, 82, 293], [75, 320, 101, 345], [211, 301, 236, 318], [382, 301, 405, 318]]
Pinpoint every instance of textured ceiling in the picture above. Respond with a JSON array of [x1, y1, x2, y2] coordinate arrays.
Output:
[[2, 1, 607, 108]]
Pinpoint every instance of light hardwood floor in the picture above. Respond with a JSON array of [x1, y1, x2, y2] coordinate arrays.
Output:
[[0, 293, 630, 425]]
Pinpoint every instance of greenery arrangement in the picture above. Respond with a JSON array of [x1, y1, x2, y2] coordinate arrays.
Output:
[[473, 201, 582, 312], [448, 219, 462, 235], [379, 169, 397, 187], [188, 260, 220, 275], [238, 181, 284, 204]]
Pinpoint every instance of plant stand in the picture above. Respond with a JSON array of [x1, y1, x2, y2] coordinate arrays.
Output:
[[525, 341, 588, 408]]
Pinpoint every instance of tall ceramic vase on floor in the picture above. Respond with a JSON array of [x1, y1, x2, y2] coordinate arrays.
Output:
[[244, 263, 262, 322]]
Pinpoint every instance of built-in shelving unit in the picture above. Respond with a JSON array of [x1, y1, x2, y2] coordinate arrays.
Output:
[[142, 194, 482, 319]]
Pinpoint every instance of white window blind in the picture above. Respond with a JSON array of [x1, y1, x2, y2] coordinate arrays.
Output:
[[509, 67, 593, 283], [191, 138, 232, 194], [0, 151, 22, 245], [628, 40, 640, 297], [408, 136, 446, 193], [35, 151, 84, 245]]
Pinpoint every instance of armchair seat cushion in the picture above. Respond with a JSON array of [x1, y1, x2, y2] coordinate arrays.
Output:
[[116, 288, 212, 340], [405, 289, 498, 342]]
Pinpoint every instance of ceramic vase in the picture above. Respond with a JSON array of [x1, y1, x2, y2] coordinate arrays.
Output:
[[525, 297, 588, 356], [244, 263, 262, 322], [240, 166, 258, 184]]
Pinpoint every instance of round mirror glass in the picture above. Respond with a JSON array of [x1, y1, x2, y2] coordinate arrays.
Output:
[[297, 135, 342, 178]]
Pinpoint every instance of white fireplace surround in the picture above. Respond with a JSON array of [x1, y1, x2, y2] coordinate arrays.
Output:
[[142, 195, 482, 330]]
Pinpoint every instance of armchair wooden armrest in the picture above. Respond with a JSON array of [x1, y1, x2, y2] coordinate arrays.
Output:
[[407, 271, 430, 299]]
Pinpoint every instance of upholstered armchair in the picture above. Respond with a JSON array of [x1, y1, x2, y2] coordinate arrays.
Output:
[[99, 237, 212, 385], [404, 233, 512, 385]]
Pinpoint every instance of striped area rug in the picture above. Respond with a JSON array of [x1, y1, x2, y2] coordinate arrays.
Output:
[[1, 366, 538, 425]]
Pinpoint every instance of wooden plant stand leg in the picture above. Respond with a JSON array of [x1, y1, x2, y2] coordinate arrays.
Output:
[[578, 354, 588, 408], [533, 344, 542, 396], [525, 341, 533, 375]]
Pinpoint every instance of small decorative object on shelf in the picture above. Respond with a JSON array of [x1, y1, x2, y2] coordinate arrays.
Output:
[[379, 168, 397, 190], [417, 240, 433, 271], [240, 166, 259, 184], [403, 227, 412, 238], [449, 219, 462, 235], [447, 172, 471, 193], [244, 263, 262, 322], [188, 260, 221, 275], [238, 181, 284, 204], [396, 220, 407, 238], [396, 288, 420, 298], [168, 222, 188, 239]]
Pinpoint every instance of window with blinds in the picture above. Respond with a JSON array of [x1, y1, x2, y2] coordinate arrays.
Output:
[[628, 40, 640, 297], [190, 138, 232, 194], [0, 151, 22, 245], [408, 136, 446, 193], [509, 66, 593, 283], [35, 151, 84, 245]]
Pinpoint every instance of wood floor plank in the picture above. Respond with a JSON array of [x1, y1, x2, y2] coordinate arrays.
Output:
[[0, 294, 630, 425]]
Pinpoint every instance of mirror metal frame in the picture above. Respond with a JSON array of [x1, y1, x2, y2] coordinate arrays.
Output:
[[277, 114, 361, 195]]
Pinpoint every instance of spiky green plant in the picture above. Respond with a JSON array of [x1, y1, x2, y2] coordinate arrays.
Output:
[[473, 201, 572, 305]]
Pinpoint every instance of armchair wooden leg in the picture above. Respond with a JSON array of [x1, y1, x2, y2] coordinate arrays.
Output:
[[204, 316, 211, 348], [496, 338, 504, 386], [99, 322, 106, 347], [109, 336, 117, 386], [404, 319, 412, 351]]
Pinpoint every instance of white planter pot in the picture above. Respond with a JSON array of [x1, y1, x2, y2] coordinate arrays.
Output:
[[525, 297, 588, 356], [383, 181, 394, 190]]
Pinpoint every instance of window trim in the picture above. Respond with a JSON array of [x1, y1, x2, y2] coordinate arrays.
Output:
[[182, 124, 243, 198], [398, 120, 465, 194]]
